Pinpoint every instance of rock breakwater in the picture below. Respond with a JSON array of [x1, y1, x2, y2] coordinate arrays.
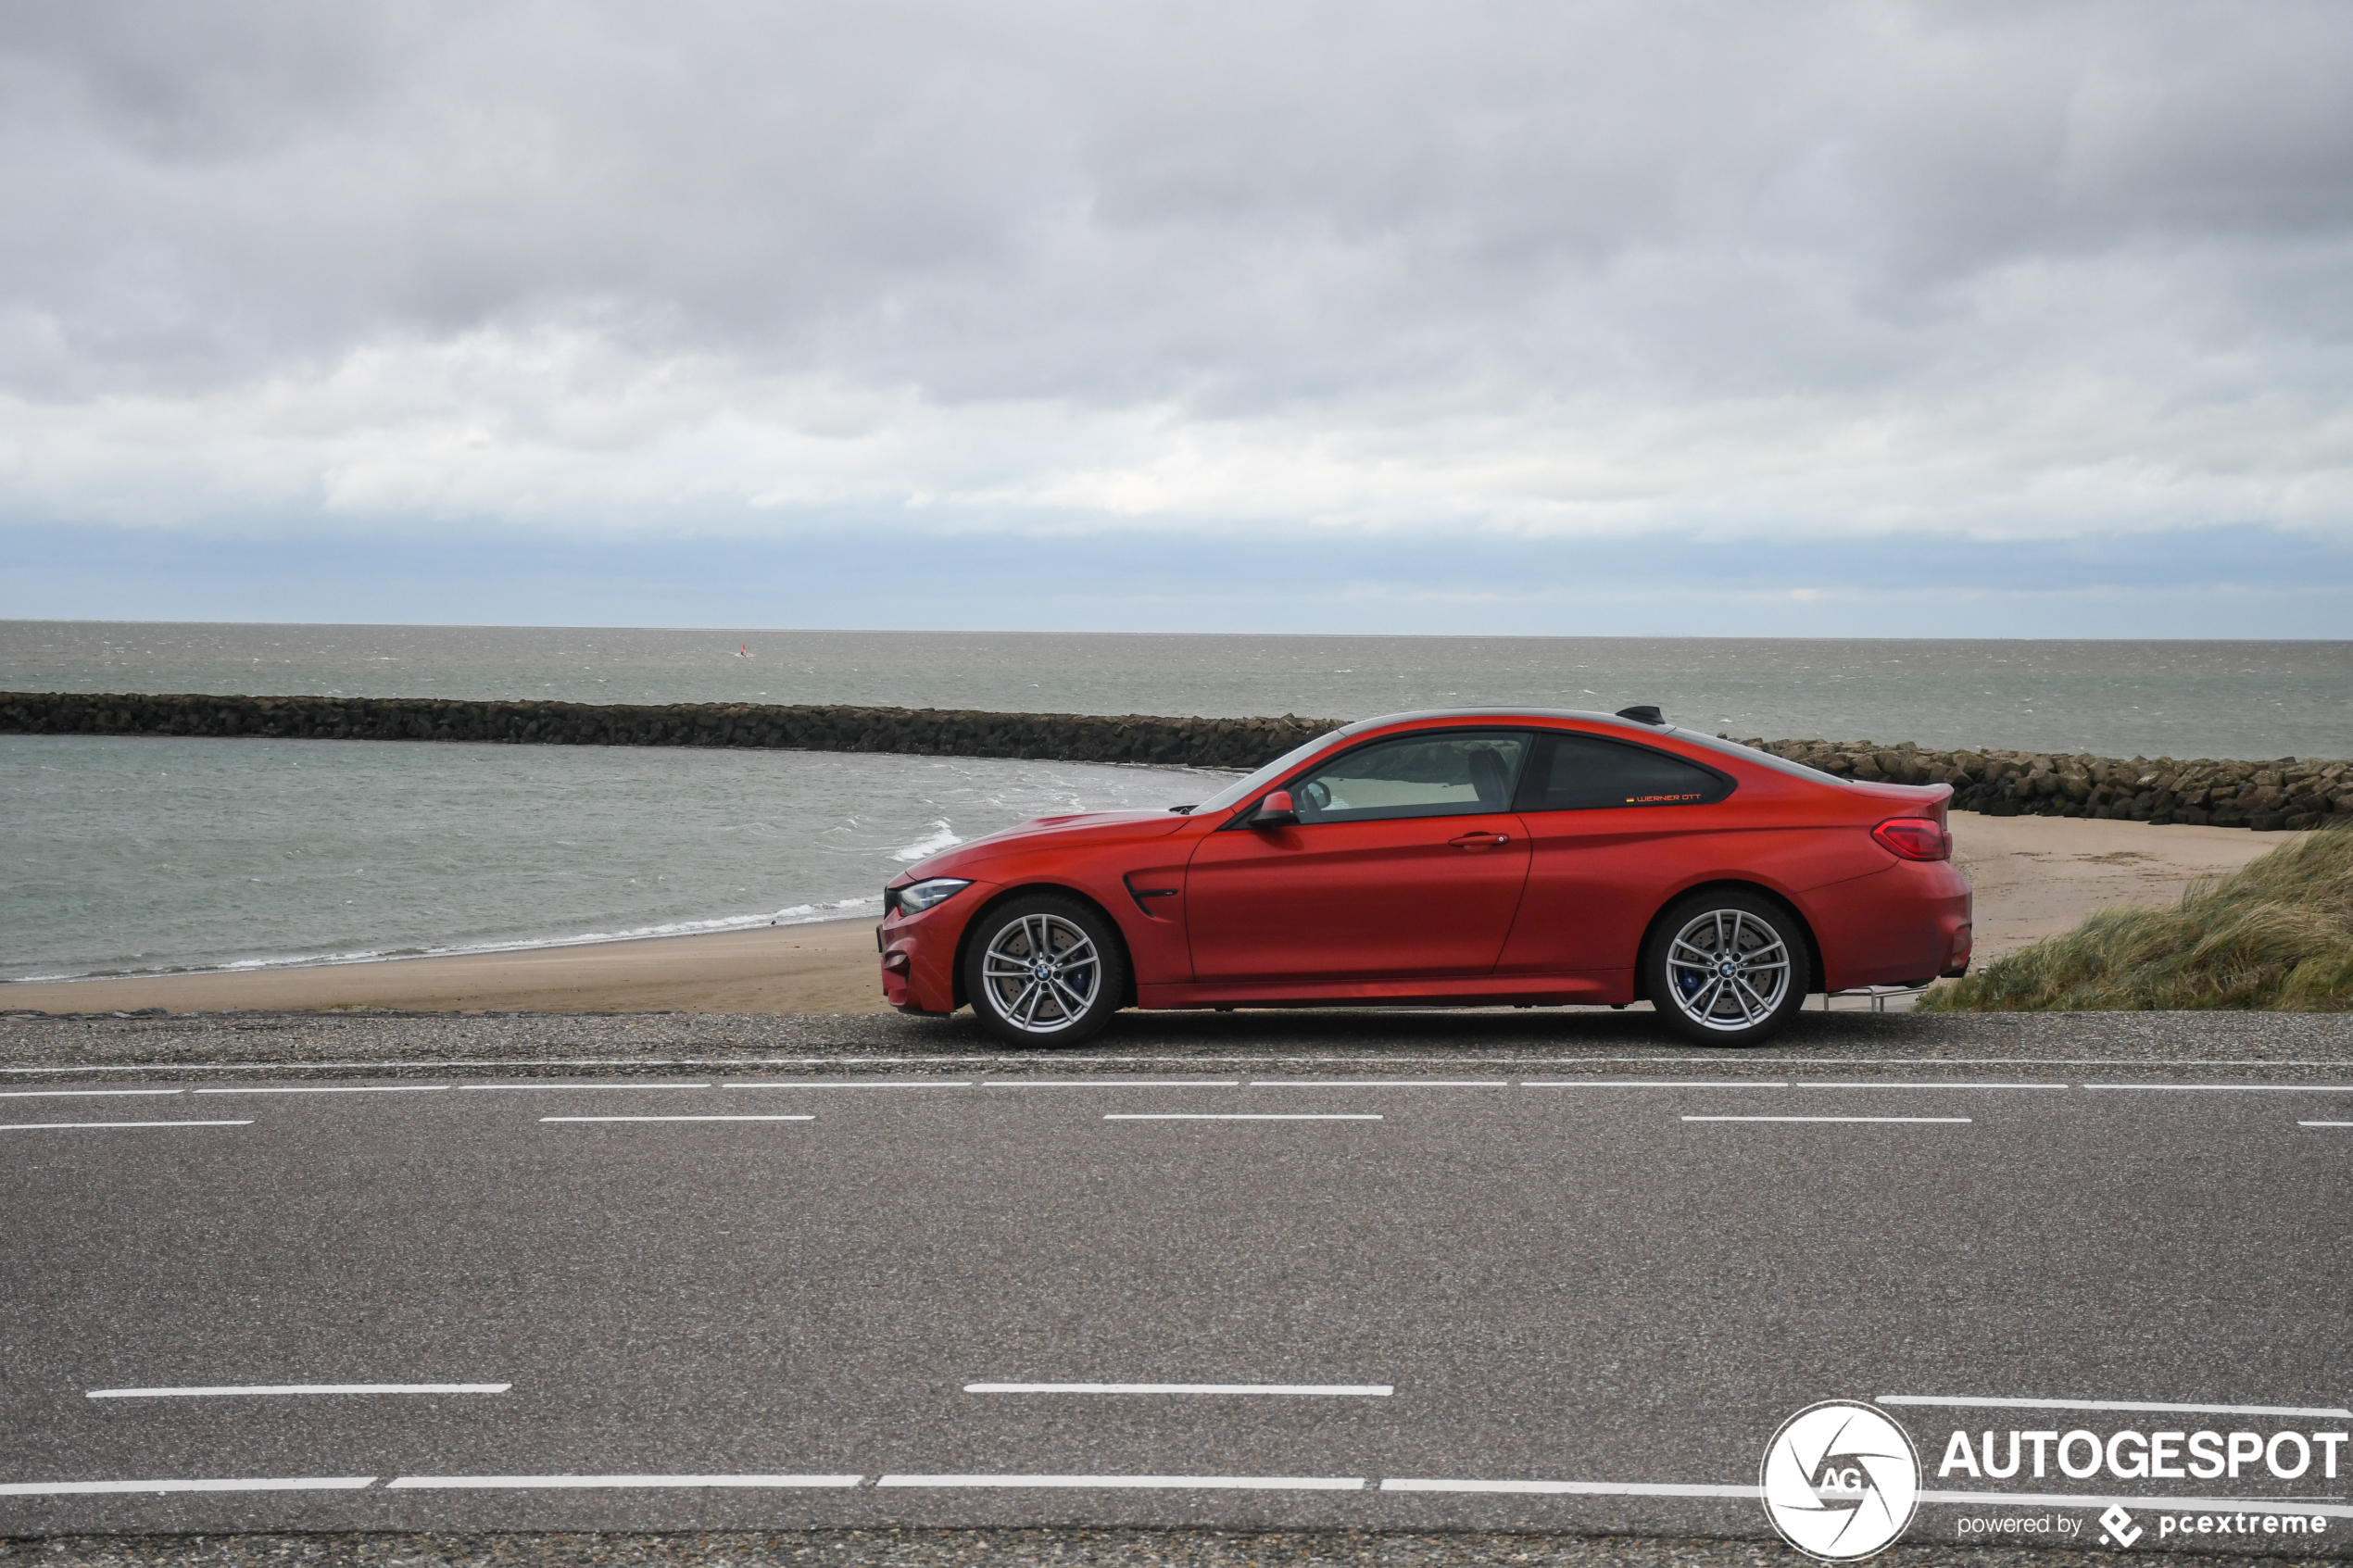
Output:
[[6, 692, 2347, 831], [0, 691, 1337, 771], [1734, 736, 2353, 832]]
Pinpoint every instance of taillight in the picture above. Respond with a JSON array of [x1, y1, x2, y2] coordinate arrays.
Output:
[[1872, 817, 1952, 860]]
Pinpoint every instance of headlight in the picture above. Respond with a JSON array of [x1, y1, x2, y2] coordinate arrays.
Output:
[[895, 877, 972, 914]]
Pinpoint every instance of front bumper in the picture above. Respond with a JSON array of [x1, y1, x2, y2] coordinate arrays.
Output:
[[876, 883, 992, 1012]]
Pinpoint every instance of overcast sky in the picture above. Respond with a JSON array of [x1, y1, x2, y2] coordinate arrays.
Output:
[[5, 1, 2351, 633]]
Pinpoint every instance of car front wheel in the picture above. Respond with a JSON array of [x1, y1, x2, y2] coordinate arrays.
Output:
[[1645, 890, 1810, 1047], [962, 895, 1126, 1047]]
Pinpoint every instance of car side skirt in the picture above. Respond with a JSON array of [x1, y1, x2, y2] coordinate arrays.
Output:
[[1137, 971, 1630, 1010]]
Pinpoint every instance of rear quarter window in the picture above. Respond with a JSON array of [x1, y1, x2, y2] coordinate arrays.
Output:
[[1515, 731, 1734, 811]]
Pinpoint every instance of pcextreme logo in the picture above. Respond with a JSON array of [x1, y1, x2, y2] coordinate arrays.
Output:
[[1761, 1400, 1923, 1561]]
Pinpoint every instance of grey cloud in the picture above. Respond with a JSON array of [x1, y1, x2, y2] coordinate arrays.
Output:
[[1, 0, 2349, 546]]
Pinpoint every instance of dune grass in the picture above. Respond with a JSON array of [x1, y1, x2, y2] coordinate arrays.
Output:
[[1920, 826, 2353, 1012]]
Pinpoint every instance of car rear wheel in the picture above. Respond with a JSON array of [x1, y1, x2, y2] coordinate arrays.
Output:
[[1645, 890, 1810, 1047], [963, 894, 1126, 1047]]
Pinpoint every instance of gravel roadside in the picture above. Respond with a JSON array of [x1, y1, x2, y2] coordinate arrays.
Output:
[[2, 1532, 2338, 1568], [3, 1009, 2350, 1080]]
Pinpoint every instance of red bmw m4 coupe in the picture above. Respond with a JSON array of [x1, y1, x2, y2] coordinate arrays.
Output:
[[877, 708, 1972, 1047]]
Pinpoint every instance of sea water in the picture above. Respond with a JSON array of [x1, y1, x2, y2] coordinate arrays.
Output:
[[1, 734, 1221, 984], [5, 621, 2348, 984], [9, 621, 2353, 759]]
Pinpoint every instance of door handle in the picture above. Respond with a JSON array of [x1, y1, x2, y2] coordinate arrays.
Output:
[[1448, 831, 1511, 849]]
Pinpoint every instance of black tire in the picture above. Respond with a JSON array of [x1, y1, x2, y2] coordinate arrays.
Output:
[[1643, 888, 1811, 1047], [962, 894, 1128, 1047]]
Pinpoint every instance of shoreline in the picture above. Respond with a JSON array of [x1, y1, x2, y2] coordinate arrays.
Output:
[[2, 814, 2295, 1018], [6, 904, 884, 988]]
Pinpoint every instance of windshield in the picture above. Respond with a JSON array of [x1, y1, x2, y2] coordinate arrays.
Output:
[[1191, 726, 1353, 814], [1667, 728, 1852, 785]]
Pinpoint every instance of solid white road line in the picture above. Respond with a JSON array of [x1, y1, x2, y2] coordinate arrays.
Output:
[[876, 1474, 1365, 1491], [723, 1080, 973, 1088], [1522, 1080, 1790, 1088], [2081, 1083, 2353, 1092], [0, 1121, 252, 1132], [88, 1383, 510, 1399], [964, 1383, 1392, 1396], [985, 1080, 1240, 1087], [0, 1089, 183, 1098], [192, 1085, 447, 1096], [1378, 1477, 2353, 1516], [1793, 1082, 2068, 1090], [1682, 1115, 1972, 1124], [386, 1474, 861, 1490], [0, 1476, 375, 1497], [1103, 1113, 1383, 1122], [1247, 1080, 1507, 1087], [1382, 1477, 1759, 1499], [2301, 1121, 2353, 1128], [460, 1083, 712, 1091], [538, 1114, 813, 1123], [1879, 1394, 2353, 1419]]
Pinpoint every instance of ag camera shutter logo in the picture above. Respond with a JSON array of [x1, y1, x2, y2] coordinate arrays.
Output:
[[1762, 1400, 1923, 1561]]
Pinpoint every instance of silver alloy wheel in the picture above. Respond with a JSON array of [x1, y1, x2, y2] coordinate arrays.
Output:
[[978, 911, 1103, 1035], [1664, 908, 1793, 1033]]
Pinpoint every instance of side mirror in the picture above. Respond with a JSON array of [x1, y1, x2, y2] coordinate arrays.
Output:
[[1252, 789, 1299, 828]]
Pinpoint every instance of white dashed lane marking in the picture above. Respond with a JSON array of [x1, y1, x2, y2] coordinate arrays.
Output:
[[1104, 1113, 1382, 1122], [385, 1474, 861, 1490], [538, 1114, 814, 1124], [2081, 1083, 2353, 1093], [192, 1085, 447, 1096], [1522, 1080, 1790, 1088], [985, 1080, 1241, 1087], [0, 1121, 251, 1133], [722, 1080, 973, 1089], [0, 1476, 375, 1497], [1248, 1079, 1507, 1087], [460, 1082, 712, 1091], [1680, 1115, 1972, 1124], [964, 1383, 1391, 1396], [1383, 1477, 1761, 1498], [87, 1384, 510, 1399], [876, 1474, 1365, 1491], [0, 1089, 183, 1098], [1793, 1081, 2068, 1090]]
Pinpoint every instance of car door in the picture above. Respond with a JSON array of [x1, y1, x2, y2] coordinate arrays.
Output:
[[1185, 728, 1534, 982], [1492, 728, 1742, 976]]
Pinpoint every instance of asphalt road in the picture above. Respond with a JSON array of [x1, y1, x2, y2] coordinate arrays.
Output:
[[3, 1021, 2349, 1551]]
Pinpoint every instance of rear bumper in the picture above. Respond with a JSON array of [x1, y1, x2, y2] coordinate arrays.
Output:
[[1806, 859, 1973, 992]]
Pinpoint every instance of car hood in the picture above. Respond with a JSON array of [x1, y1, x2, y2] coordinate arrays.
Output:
[[889, 809, 1190, 883]]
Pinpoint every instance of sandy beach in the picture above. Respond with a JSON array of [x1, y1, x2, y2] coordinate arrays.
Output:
[[3, 814, 2296, 1017]]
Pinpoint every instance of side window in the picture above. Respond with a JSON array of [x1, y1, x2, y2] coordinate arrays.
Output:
[[1290, 732, 1530, 823], [1514, 732, 1731, 811]]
